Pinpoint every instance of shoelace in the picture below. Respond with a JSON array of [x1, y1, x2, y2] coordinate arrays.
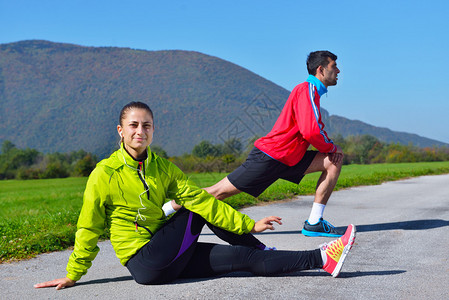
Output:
[[321, 219, 336, 233], [325, 239, 344, 261]]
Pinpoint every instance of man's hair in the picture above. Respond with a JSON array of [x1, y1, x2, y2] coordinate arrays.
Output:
[[306, 51, 337, 75], [119, 101, 154, 126]]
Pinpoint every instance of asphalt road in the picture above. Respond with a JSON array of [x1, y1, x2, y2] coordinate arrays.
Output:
[[1, 174, 449, 299]]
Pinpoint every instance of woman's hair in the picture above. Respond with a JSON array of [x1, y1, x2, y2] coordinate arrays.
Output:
[[119, 101, 154, 126]]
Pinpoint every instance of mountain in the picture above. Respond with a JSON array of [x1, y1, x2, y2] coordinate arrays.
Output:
[[321, 112, 445, 148], [0, 40, 447, 158]]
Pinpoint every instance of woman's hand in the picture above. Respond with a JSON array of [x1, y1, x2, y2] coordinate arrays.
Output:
[[170, 200, 182, 211], [34, 277, 76, 290], [251, 216, 282, 233]]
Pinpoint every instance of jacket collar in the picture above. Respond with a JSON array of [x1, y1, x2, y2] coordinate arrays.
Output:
[[306, 75, 328, 97], [118, 143, 152, 171]]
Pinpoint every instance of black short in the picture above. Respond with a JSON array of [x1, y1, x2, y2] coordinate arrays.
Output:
[[227, 147, 317, 197]]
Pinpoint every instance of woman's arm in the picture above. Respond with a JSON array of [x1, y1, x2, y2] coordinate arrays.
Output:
[[35, 167, 109, 289], [65, 168, 108, 281], [167, 162, 285, 234]]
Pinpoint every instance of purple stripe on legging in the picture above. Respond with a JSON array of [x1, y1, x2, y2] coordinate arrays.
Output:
[[171, 211, 200, 262]]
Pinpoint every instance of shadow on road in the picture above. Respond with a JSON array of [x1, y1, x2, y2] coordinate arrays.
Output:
[[356, 219, 449, 232], [73, 268, 407, 287], [338, 270, 406, 278], [203, 219, 449, 236], [172, 269, 407, 284], [76, 275, 134, 286]]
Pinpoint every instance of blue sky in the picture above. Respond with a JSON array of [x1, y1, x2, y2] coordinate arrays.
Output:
[[1, 0, 448, 144]]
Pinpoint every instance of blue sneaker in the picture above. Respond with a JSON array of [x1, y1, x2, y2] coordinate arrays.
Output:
[[302, 218, 345, 237]]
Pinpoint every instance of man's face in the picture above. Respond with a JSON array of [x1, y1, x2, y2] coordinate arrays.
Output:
[[321, 58, 340, 87]]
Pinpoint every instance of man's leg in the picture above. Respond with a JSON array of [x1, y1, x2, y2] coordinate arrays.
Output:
[[204, 147, 275, 200], [302, 152, 344, 237], [305, 152, 342, 206], [203, 176, 241, 200]]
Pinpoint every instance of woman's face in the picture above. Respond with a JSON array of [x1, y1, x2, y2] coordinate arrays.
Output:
[[117, 108, 154, 159]]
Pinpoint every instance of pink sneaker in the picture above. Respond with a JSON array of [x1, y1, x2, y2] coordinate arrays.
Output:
[[321, 224, 356, 277]]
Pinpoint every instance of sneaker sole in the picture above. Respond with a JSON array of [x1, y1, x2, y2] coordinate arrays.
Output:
[[331, 225, 356, 277], [302, 229, 343, 237]]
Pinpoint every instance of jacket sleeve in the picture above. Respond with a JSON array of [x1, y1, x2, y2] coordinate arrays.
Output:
[[295, 85, 336, 153], [167, 164, 255, 235], [66, 167, 108, 281]]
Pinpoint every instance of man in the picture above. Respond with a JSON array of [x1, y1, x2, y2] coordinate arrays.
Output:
[[205, 50, 345, 237]]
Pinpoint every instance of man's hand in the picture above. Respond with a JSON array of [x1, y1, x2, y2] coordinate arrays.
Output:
[[329, 145, 344, 165], [34, 277, 76, 290], [251, 216, 282, 233]]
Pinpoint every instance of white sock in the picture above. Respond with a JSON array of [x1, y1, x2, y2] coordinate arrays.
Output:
[[308, 203, 326, 224], [320, 245, 328, 265]]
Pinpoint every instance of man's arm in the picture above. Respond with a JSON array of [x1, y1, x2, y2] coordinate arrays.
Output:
[[296, 85, 336, 153]]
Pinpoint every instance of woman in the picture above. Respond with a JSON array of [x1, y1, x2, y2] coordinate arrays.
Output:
[[35, 101, 356, 289]]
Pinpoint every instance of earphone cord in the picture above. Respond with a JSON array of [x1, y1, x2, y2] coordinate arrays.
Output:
[[135, 189, 148, 224], [119, 147, 151, 231]]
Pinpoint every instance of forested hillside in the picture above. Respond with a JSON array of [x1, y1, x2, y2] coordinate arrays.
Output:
[[0, 40, 446, 157]]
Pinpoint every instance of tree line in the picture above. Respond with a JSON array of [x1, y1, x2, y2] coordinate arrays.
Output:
[[1, 135, 449, 180], [0, 141, 97, 180], [171, 134, 449, 173], [333, 134, 449, 164]]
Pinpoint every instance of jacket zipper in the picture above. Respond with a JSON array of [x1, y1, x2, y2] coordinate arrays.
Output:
[[137, 161, 150, 199], [134, 161, 154, 237]]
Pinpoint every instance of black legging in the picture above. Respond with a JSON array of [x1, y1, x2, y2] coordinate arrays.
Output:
[[126, 208, 322, 285]]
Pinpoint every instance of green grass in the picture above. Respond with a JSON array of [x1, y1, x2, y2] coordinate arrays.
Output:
[[0, 177, 86, 219], [0, 178, 88, 262], [1, 161, 449, 262]]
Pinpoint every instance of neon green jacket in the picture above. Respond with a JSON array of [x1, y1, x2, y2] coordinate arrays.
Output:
[[66, 145, 255, 281]]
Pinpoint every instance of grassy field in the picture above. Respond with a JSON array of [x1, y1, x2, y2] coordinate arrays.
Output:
[[1, 161, 449, 262]]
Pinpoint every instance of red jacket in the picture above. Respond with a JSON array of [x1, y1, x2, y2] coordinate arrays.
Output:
[[254, 77, 336, 166]]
